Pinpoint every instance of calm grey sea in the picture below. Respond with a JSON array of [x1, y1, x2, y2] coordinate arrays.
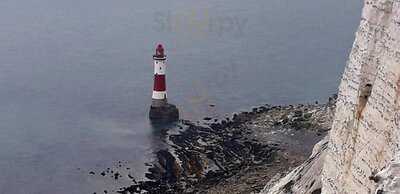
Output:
[[0, 0, 362, 193]]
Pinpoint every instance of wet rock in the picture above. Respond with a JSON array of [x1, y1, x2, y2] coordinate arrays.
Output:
[[128, 174, 135, 180], [304, 112, 313, 119], [114, 172, 120, 180], [294, 110, 303, 117], [117, 99, 335, 194]]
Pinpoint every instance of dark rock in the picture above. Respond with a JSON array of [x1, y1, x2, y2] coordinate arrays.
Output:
[[311, 188, 322, 194], [369, 175, 380, 183], [283, 180, 294, 192], [114, 172, 120, 180], [304, 112, 313, 119], [294, 110, 303, 117]]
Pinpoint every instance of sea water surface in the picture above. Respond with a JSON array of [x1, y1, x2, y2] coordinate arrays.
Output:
[[0, 0, 362, 193]]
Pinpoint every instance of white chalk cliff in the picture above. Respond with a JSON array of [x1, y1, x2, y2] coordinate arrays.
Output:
[[262, 0, 400, 193]]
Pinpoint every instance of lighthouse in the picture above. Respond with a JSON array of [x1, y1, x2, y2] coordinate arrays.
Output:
[[149, 44, 179, 122], [152, 44, 168, 107]]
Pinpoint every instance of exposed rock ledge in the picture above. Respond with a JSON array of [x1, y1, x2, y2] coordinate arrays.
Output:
[[115, 98, 336, 194], [262, 0, 400, 193]]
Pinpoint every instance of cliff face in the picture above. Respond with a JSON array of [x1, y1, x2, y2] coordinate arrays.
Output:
[[323, 0, 400, 193], [262, 0, 400, 193]]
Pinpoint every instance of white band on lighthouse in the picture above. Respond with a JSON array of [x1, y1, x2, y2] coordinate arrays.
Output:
[[154, 60, 166, 75], [152, 90, 167, 99]]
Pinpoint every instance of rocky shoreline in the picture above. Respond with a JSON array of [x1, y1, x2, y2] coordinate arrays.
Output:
[[117, 96, 336, 194]]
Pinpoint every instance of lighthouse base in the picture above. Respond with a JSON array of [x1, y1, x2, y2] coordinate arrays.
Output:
[[149, 103, 179, 123]]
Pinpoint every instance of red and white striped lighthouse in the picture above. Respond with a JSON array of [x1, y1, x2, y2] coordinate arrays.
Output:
[[149, 44, 179, 122], [152, 44, 168, 107]]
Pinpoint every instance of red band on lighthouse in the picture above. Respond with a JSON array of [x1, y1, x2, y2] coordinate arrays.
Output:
[[153, 74, 166, 91]]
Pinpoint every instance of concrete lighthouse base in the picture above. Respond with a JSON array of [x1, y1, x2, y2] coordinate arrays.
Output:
[[149, 103, 179, 123]]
